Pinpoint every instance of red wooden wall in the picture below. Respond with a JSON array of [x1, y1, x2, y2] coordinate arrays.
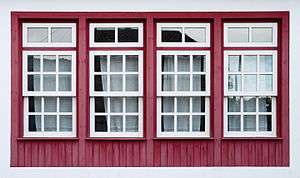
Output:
[[11, 12, 289, 167]]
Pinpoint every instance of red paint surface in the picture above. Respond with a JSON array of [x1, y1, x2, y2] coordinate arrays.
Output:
[[11, 12, 289, 167]]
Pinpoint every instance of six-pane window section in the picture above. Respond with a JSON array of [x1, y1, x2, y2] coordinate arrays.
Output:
[[89, 23, 143, 137], [157, 23, 210, 137], [22, 23, 76, 137], [224, 23, 277, 137]]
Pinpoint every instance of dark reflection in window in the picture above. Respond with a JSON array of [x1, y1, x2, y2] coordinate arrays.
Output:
[[28, 74, 40, 91], [94, 27, 115, 42], [29, 115, 41, 131], [94, 55, 107, 72], [201, 75, 206, 91], [259, 115, 272, 131], [29, 96, 41, 112], [161, 27, 182, 42], [95, 97, 107, 113], [259, 97, 272, 112], [95, 116, 107, 132], [200, 116, 205, 131], [28, 55, 40, 72], [94, 75, 107, 91], [118, 27, 138, 42], [161, 115, 174, 132]]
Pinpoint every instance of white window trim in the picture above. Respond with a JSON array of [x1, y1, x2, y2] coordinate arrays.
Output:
[[157, 23, 210, 47], [89, 23, 143, 47], [157, 50, 210, 96], [22, 23, 76, 47], [224, 50, 277, 96], [223, 97, 276, 137], [23, 97, 77, 137], [89, 50, 143, 137], [157, 97, 210, 138], [224, 23, 277, 47], [23, 51, 76, 96]]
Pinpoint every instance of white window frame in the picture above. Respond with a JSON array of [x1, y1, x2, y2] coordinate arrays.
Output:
[[224, 23, 277, 47], [157, 23, 210, 47], [23, 23, 76, 47], [224, 50, 277, 96], [156, 50, 210, 137], [89, 23, 143, 47], [89, 50, 143, 137], [23, 51, 76, 96]]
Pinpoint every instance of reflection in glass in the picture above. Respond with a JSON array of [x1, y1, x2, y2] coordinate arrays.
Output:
[[51, 27, 72, 43], [228, 75, 241, 91], [95, 116, 108, 132], [110, 116, 123, 132], [161, 27, 182, 42], [161, 115, 174, 132], [228, 115, 241, 131], [94, 27, 115, 42], [177, 115, 189, 132], [185, 27, 206, 42], [27, 27, 48, 43], [126, 116, 138, 132], [228, 27, 249, 43], [118, 27, 138, 42]]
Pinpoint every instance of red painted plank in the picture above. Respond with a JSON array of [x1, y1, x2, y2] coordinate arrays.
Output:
[[119, 143, 127, 166], [133, 142, 140, 166], [31, 142, 39, 166], [17, 142, 25, 167], [160, 142, 168, 166], [38, 143, 45, 166], [248, 141, 256, 166], [126, 142, 133, 166], [193, 142, 201, 166], [72, 142, 79, 166], [167, 141, 174, 166], [154, 141, 161, 167], [106, 142, 113, 166], [268, 142, 276, 166], [180, 142, 188, 166], [24, 142, 32, 166], [200, 142, 208, 166], [99, 143, 107, 166], [112, 142, 120, 167], [65, 143, 73, 167], [139, 142, 146, 166], [262, 142, 269, 166], [45, 143, 52, 166], [234, 142, 242, 165]]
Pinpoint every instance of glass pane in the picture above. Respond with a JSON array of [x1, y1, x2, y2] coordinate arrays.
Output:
[[51, 27, 72, 42], [125, 116, 138, 132], [44, 97, 57, 112], [94, 75, 107, 91], [177, 97, 190, 112], [252, 27, 273, 42], [110, 97, 123, 113], [110, 116, 123, 132], [59, 97, 72, 112], [228, 27, 249, 43], [228, 96, 240, 112], [192, 115, 205, 132], [259, 97, 272, 112], [161, 115, 174, 132], [28, 55, 40, 72], [95, 55, 107, 72], [244, 75, 257, 91], [28, 115, 41, 131], [162, 74, 175, 91], [243, 55, 257, 72], [185, 27, 206, 42], [126, 97, 138, 112], [193, 55, 205, 72], [110, 55, 123, 72], [162, 55, 174, 72], [29, 96, 41, 112], [259, 115, 272, 131], [43, 74, 56, 91], [27, 27, 48, 43], [192, 74, 205, 91], [259, 75, 273, 91], [59, 115, 72, 131], [177, 115, 189, 132], [59, 55, 72, 72], [228, 75, 241, 91], [28, 74, 40, 91], [192, 96, 205, 113], [126, 55, 138, 72], [228, 55, 241, 72], [94, 27, 115, 42], [162, 97, 174, 113], [44, 115, 57, 131], [126, 74, 138, 91], [95, 116, 107, 132], [244, 115, 256, 131], [43, 55, 56, 72], [177, 55, 190, 72], [161, 27, 182, 42], [110, 74, 123, 91], [59, 74, 71, 91], [95, 97, 107, 113], [228, 115, 241, 131], [259, 55, 273, 72], [243, 97, 256, 112], [118, 27, 138, 42], [177, 74, 190, 91]]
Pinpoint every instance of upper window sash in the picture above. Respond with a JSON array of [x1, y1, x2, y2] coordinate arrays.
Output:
[[89, 50, 144, 96], [157, 50, 210, 96], [22, 51, 76, 96], [224, 23, 278, 47], [22, 23, 76, 47], [224, 50, 277, 96], [157, 23, 210, 47], [89, 23, 144, 47]]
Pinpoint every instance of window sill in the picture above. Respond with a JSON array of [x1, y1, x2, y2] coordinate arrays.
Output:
[[221, 137, 283, 140], [85, 137, 147, 141], [153, 137, 214, 140], [17, 137, 79, 141]]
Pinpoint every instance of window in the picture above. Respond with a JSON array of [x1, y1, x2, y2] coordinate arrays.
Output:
[[157, 23, 210, 47], [157, 51, 210, 137], [23, 23, 76, 47], [89, 51, 143, 137], [89, 23, 143, 47], [23, 51, 76, 137], [224, 23, 277, 47]]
